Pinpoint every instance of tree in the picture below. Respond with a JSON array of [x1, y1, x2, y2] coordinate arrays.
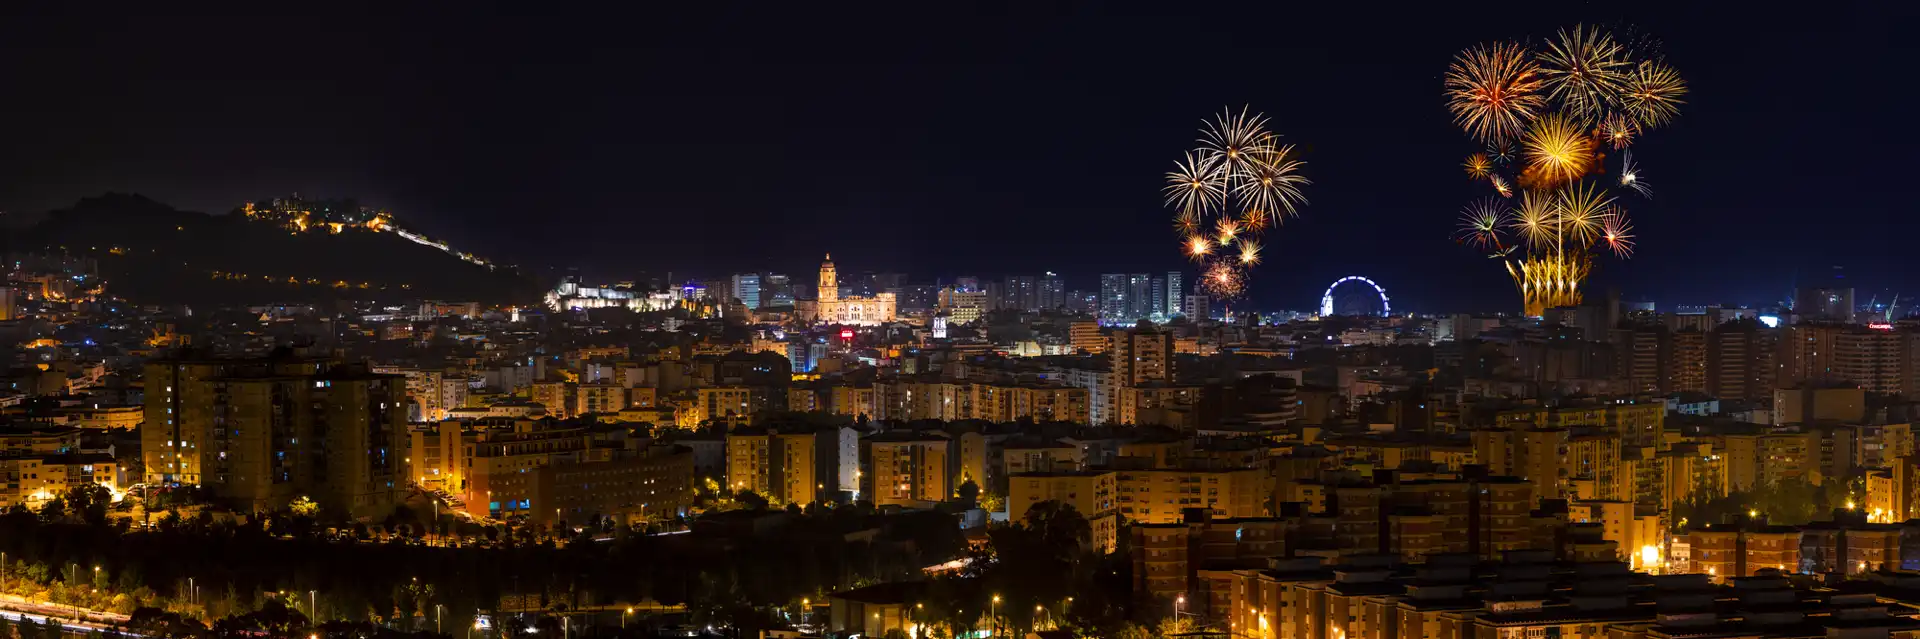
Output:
[[957, 480, 980, 506]]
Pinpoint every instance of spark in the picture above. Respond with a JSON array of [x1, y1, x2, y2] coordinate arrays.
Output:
[[1510, 191, 1557, 247], [1622, 60, 1687, 127], [1163, 151, 1225, 216], [1488, 141, 1517, 165], [1537, 24, 1629, 120], [1455, 197, 1507, 250], [1202, 261, 1245, 298], [1200, 107, 1274, 174], [1235, 145, 1310, 224], [1555, 181, 1615, 248], [1601, 211, 1636, 259], [1489, 174, 1513, 197], [1445, 41, 1546, 144], [1185, 235, 1213, 261], [1215, 218, 1242, 245], [1601, 113, 1637, 149], [1620, 150, 1652, 198], [1522, 114, 1596, 186], [1237, 239, 1262, 266], [1464, 153, 1493, 179]]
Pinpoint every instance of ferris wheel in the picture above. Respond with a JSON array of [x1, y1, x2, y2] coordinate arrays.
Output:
[[1320, 276, 1391, 317]]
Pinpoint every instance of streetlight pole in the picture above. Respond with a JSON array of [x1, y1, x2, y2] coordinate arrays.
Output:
[[311, 590, 318, 622], [991, 595, 1000, 638], [437, 604, 444, 635]]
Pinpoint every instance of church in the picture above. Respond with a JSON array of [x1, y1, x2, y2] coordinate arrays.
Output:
[[806, 254, 895, 325]]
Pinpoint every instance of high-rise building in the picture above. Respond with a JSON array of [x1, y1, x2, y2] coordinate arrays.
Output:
[[730, 273, 762, 308], [1127, 274, 1154, 321], [1003, 275, 1038, 311], [1182, 294, 1210, 321], [144, 355, 408, 517], [1780, 323, 1908, 394], [1109, 323, 1172, 387], [1099, 274, 1129, 324], [1795, 285, 1856, 323], [1668, 329, 1707, 394], [1150, 277, 1167, 320], [1707, 318, 1779, 405], [763, 274, 793, 307], [1038, 272, 1065, 311], [953, 276, 981, 293], [1164, 272, 1183, 317], [862, 432, 952, 508]]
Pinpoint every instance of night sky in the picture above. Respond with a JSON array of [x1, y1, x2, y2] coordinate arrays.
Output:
[[0, 5, 1909, 313]]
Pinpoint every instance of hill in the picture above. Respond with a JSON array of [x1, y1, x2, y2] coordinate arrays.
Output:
[[12, 193, 542, 305]]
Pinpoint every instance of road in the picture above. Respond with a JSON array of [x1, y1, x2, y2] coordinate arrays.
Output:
[[0, 594, 134, 636]]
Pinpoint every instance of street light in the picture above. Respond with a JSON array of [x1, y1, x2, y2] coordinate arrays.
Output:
[[624, 607, 633, 630], [1175, 594, 1186, 620], [992, 595, 1001, 637]]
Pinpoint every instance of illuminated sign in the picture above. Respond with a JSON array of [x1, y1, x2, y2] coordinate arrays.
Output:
[[840, 329, 855, 340], [1869, 322, 1894, 330]]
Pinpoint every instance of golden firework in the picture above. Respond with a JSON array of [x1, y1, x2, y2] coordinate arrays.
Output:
[[1622, 60, 1687, 127], [1201, 261, 1245, 298], [1601, 113, 1637, 149], [1464, 153, 1493, 179], [1509, 190, 1557, 247], [1237, 239, 1262, 266], [1185, 234, 1212, 261], [1537, 24, 1629, 120], [1555, 181, 1614, 248], [1201, 107, 1274, 174], [1235, 146, 1310, 225], [1215, 218, 1241, 245], [1163, 150, 1224, 216], [1522, 114, 1596, 186], [1489, 174, 1513, 197], [1445, 41, 1546, 144]]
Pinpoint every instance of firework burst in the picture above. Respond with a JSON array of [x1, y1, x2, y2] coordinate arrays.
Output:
[[1601, 113, 1637, 149], [1202, 261, 1245, 298], [1164, 151, 1225, 217], [1622, 60, 1687, 127], [1489, 174, 1513, 197], [1464, 153, 1493, 179], [1235, 146, 1310, 224], [1600, 211, 1636, 258], [1237, 239, 1262, 266], [1488, 141, 1517, 165], [1185, 235, 1213, 261], [1619, 150, 1652, 197], [1510, 191, 1557, 246], [1555, 181, 1614, 248], [1522, 114, 1596, 187], [1445, 41, 1546, 144], [1164, 106, 1313, 302], [1537, 24, 1629, 120], [1455, 197, 1506, 250]]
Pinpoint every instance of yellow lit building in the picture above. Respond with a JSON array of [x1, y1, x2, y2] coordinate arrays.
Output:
[[725, 429, 818, 506], [695, 387, 760, 426], [863, 432, 951, 508], [0, 454, 120, 511], [1008, 470, 1118, 553], [1115, 466, 1272, 524], [144, 356, 409, 516], [1069, 321, 1106, 354]]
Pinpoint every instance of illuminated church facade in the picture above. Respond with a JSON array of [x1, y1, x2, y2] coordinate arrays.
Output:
[[810, 254, 895, 325]]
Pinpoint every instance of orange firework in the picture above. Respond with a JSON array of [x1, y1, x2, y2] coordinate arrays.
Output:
[[1445, 41, 1546, 144], [1464, 153, 1493, 179], [1521, 114, 1596, 187]]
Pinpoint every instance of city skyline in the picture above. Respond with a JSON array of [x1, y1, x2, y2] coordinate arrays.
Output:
[[0, 5, 1907, 314]]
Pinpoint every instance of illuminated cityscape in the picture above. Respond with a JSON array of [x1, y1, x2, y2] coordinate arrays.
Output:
[[0, 6, 1910, 639]]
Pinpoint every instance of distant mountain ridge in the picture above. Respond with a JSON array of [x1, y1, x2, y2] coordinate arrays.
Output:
[[13, 193, 541, 305]]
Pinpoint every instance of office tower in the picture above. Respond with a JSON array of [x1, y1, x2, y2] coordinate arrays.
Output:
[[144, 355, 408, 517], [1038, 272, 1065, 310], [1099, 274, 1129, 324], [1795, 267, 1855, 322], [1004, 275, 1038, 311], [731, 273, 762, 308], [763, 273, 793, 307], [1165, 272, 1182, 317], [1150, 277, 1167, 320], [953, 276, 981, 293], [1127, 274, 1154, 321]]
